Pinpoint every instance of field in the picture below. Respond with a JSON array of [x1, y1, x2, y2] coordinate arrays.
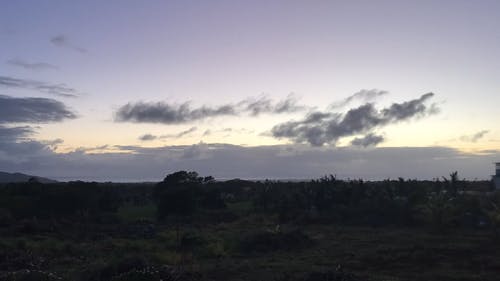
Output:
[[0, 172, 499, 281]]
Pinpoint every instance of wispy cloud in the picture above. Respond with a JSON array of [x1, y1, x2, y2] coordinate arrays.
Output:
[[161, 127, 198, 139], [139, 127, 199, 141], [330, 89, 388, 109], [6, 59, 58, 71], [0, 125, 34, 141], [202, 127, 254, 137], [460, 130, 489, 143], [271, 93, 438, 146], [50, 35, 87, 53], [0, 76, 81, 98], [115, 95, 305, 124], [0, 95, 77, 124], [237, 94, 305, 116]]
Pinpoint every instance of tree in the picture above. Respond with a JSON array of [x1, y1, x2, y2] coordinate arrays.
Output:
[[443, 171, 460, 196], [155, 171, 201, 220], [161, 171, 201, 186], [154, 171, 206, 253]]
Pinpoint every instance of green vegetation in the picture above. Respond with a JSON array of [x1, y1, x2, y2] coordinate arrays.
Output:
[[0, 171, 499, 280]]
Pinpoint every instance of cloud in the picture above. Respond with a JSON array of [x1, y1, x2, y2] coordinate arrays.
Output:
[[1, 142, 497, 182], [0, 126, 34, 141], [330, 89, 388, 109], [7, 59, 58, 70], [115, 95, 307, 124], [138, 134, 157, 141], [0, 93, 75, 169], [351, 133, 385, 147], [139, 127, 199, 141], [0, 125, 57, 168], [161, 127, 198, 139], [71, 145, 111, 154], [381, 93, 438, 119], [0, 76, 80, 98], [271, 93, 438, 146], [238, 95, 305, 116], [0, 95, 77, 124], [41, 138, 64, 150], [50, 35, 87, 53], [116, 102, 237, 124], [203, 127, 255, 138], [460, 130, 489, 143]]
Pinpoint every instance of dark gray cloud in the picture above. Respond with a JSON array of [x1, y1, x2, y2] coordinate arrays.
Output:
[[0, 93, 74, 169], [138, 134, 157, 141], [115, 95, 306, 124], [460, 130, 489, 143], [50, 35, 87, 53], [0, 125, 55, 167], [272, 93, 438, 146], [7, 59, 58, 70], [351, 133, 385, 147], [0, 140, 50, 160], [0, 94, 74, 169], [0, 95, 76, 123], [330, 89, 388, 109], [381, 93, 438, 119], [0, 126, 34, 141], [116, 102, 236, 124], [0, 76, 80, 98]]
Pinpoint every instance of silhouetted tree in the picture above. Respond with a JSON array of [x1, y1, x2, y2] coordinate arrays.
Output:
[[155, 170, 222, 251], [155, 171, 201, 220]]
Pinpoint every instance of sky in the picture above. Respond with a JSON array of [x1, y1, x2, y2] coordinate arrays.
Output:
[[1, 0, 500, 181]]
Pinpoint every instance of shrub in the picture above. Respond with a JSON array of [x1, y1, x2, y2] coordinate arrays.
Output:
[[238, 228, 313, 253]]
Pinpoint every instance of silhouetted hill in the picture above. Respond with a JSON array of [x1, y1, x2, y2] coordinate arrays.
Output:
[[0, 171, 57, 183]]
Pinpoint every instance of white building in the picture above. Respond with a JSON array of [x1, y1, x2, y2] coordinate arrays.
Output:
[[493, 163, 500, 190]]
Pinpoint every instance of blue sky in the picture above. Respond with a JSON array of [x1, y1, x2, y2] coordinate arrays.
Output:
[[1, 0, 499, 181]]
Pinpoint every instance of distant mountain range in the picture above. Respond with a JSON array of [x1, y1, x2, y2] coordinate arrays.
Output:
[[0, 171, 57, 183]]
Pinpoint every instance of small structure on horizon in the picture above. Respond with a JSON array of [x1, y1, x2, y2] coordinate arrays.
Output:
[[493, 162, 500, 190]]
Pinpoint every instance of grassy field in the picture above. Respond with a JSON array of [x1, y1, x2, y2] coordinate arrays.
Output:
[[1, 176, 499, 281], [1, 201, 499, 281]]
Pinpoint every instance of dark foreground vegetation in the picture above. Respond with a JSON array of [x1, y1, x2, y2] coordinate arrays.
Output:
[[1, 171, 500, 281]]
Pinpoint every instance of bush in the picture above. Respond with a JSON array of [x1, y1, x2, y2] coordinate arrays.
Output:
[[238, 228, 313, 253], [179, 232, 205, 253]]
